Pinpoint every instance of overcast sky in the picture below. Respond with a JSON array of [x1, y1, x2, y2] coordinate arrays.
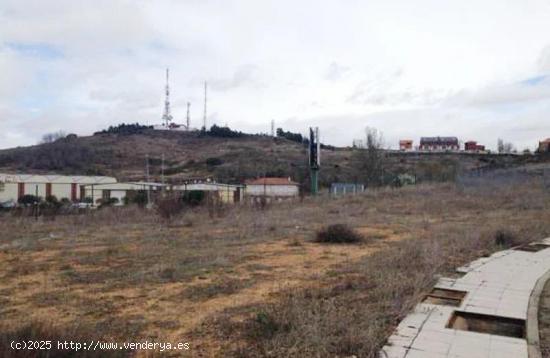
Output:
[[1, 0, 550, 150]]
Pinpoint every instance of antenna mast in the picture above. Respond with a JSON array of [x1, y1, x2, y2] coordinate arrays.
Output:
[[161, 68, 173, 127], [186, 102, 191, 131], [146, 154, 151, 207], [203, 81, 207, 130], [309, 127, 320, 195], [271, 119, 275, 137]]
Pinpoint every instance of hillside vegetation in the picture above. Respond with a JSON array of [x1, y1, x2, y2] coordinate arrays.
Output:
[[0, 127, 541, 187]]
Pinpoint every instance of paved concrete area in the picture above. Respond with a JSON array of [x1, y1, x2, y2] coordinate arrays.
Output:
[[380, 238, 550, 358]]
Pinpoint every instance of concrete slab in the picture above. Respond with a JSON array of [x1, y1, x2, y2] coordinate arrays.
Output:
[[380, 238, 550, 358]]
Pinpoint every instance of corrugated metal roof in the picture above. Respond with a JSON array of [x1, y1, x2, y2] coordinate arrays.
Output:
[[172, 183, 242, 191], [0, 173, 117, 184], [81, 182, 159, 190], [245, 177, 299, 186]]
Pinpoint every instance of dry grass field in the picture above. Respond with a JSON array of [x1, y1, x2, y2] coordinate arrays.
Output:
[[1, 177, 549, 357]]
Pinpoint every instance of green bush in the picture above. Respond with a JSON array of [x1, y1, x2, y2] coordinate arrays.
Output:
[[131, 190, 148, 207], [181, 190, 205, 206], [18, 195, 41, 206], [41, 196, 62, 210]]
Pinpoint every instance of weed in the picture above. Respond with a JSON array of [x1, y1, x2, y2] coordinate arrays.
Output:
[[315, 224, 363, 243]]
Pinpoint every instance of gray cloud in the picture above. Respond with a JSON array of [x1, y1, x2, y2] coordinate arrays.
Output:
[[1, 0, 550, 150], [208, 64, 264, 92], [446, 78, 550, 107], [325, 62, 351, 81]]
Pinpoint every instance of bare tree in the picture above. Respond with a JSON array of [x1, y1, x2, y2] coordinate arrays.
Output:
[[40, 131, 67, 144], [497, 138, 515, 154], [353, 127, 386, 187], [503, 142, 515, 153]]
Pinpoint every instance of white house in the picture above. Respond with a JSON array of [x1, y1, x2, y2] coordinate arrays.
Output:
[[0, 173, 117, 205], [244, 177, 299, 202]]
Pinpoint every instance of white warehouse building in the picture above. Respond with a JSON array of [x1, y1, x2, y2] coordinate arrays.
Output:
[[244, 177, 299, 202], [81, 182, 165, 206], [0, 173, 117, 205]]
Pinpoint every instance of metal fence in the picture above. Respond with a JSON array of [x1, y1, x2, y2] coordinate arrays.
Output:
[[330, 183, 365, 196], [456, 166, 550, 192]]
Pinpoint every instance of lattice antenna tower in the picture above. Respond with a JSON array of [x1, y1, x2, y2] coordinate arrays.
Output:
[[186, 102, 191, 130], [161, 68, 173, 126]]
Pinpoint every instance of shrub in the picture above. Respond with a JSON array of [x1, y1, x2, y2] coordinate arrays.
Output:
[[98, 197, 119, 208], [494, 230, 521, 248], [40, 196, 62, 211], [18, 195, 41, 206], [130, 190, 148, 207], [253, 311, 281, 339], [181, 190, 205, 206], [315, 224, 363, 243], [156, 196, 184, 220], [206, 157, 224, 166], [59, 197, 71, 205]]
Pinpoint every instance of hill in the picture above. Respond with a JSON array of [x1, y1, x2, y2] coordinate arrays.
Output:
[[0, 128, 545, 187]]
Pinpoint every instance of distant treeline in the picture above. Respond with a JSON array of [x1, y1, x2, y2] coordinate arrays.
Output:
[[94, 123, 153, 136], [277, 128, 304, 143], [276, 127, 335, 149], [202, 124, 247, 138], [91, 122, 333, 147]]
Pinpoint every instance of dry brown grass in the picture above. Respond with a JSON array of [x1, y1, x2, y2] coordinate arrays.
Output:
[[0, 178, 549, 357], [540, 279, 550, 357]]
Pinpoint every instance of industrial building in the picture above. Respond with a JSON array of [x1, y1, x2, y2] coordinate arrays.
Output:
[[244, 177, 299, 202], [1, 172, 299, 208], [0, 173, 117, 206], [419, 137, 460, 151], [79, 180, 243, 205], [81, 182, 165, 206], [0, 173, 248, 207]]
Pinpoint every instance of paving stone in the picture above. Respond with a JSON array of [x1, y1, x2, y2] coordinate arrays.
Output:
[[380, 239, 550, 358]]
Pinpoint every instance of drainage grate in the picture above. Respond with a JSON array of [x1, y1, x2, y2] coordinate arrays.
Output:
[[447, 311, 525, 338], [514, 243, 550, 252], [422, 288, 467, 307]]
